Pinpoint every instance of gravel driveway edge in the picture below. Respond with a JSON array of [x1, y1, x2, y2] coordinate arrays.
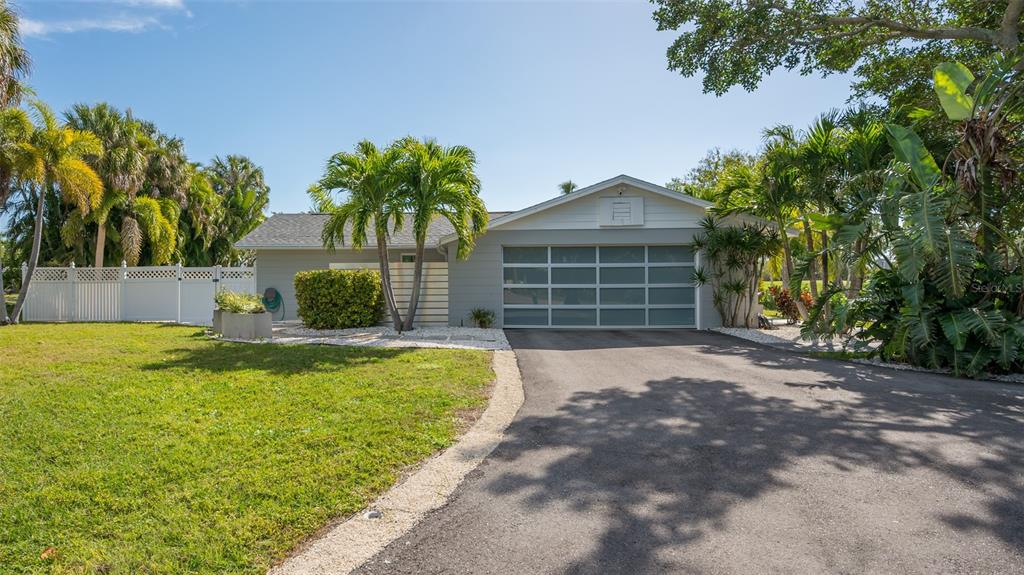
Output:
[[268, 349, 525, 575]]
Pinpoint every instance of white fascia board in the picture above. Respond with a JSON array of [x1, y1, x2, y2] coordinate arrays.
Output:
[[437, 174, 713, 246]]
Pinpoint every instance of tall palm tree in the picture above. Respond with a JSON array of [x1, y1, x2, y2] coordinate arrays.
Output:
[[0, 106, 30, 208], [796, 111, 844, 297], [0, 1, 30, 110], [204, 155, 269, 264], [8, 101, 102, 324], [832, 108, 891, 298], [559, 180, 578, 195], [63, 103, 149, 267], [112, 125, 189, 266], [715, 133, 808, 319], [176, 166, 223, 266], [310, 140, 406, 330], [0, 106, 29, 324], [397, 137, 487, 331]]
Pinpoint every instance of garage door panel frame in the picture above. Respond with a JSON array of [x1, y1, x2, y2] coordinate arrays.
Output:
[[501, 243, 700, 329]]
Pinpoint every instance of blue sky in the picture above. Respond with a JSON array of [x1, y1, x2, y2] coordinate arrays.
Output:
[[21, 0, 856, 214]]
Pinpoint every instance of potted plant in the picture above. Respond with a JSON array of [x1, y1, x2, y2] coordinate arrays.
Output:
[[469, 308, 495, 329], [214, 290, 272, 340]]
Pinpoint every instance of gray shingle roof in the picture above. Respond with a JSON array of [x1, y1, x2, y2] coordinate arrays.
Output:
[[236, 212, 513, 249]]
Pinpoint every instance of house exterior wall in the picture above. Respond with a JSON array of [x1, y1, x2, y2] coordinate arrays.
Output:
[[495, 187, 706, 231], [254, 248, 445, 321], [445, 228, 720, 329]]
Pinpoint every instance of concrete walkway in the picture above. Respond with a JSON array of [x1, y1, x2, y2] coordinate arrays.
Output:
[[354, 329, 1024, 574]]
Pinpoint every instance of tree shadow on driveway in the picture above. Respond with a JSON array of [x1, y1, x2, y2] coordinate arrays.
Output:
[[485, 333, 1024, 573]]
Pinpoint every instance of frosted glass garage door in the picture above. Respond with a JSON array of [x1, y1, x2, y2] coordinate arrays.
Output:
[[502, 245, 697, 328]]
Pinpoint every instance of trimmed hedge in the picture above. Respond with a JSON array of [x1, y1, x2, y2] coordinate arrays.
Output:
[[294, 269, 383, 329]]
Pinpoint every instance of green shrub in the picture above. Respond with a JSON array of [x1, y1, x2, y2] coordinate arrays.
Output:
[[294, 269, 383, 329], [214, 290, 266, 314], [469, 308, 495, 328]]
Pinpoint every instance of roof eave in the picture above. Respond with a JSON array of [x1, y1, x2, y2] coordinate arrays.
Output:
[[438, 175, 713, 245]]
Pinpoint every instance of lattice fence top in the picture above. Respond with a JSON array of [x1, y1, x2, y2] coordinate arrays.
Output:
[[31, 268, 69, 282], [126, 268, 179, 280], [26, 265, 254, 282], [181, 269, 215, 280], [220, 269, 254, 280], [76, 268, 122, 282]]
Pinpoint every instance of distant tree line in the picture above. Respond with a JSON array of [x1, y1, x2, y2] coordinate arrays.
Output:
[[0, 1, 269, 323]]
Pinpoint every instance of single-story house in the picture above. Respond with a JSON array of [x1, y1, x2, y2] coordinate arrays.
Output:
[[236, 174, 724, 329]]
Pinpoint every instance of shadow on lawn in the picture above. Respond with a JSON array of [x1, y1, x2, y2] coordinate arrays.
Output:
[[140, 340, 416, 375], [485, 331, 1024, 572]]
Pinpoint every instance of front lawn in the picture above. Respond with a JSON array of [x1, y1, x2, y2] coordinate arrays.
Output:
[[0, 323, 493, 574]]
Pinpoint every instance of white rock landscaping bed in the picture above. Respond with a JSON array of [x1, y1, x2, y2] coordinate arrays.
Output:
[[713, 324, 1024, 384], [267, 324, 510, 351], [712, 324, 841, 351]]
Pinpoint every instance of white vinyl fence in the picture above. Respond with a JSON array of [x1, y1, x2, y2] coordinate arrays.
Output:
[[16, 264, 256, 325]]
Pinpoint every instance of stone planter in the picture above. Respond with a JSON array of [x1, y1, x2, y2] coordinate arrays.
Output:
[[221, 311, 272, 340], [212, 309, 223, 334]]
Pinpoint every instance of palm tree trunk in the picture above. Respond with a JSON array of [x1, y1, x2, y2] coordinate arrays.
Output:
[[94, 222, 106, 268], [9, 185, 47, 324], [801, 217, 819, 300], [819, 230, 829, 287], [0, 260, 8, 324], [778, 219, 809, 321], [847, 237, 865, 298], [402, 240, 426, 332], [376, 231, 403, 331]]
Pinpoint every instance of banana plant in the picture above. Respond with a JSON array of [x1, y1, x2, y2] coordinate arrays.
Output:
[[805, 50, 1024, 377]]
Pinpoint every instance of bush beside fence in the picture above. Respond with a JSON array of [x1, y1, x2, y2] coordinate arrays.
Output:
[[294, 269, 383, 329]]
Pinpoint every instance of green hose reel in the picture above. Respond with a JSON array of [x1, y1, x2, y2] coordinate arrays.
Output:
[[262, 287, 284, 320]]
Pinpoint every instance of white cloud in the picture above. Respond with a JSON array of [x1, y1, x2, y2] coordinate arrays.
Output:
[[21, 15, 165, 37]]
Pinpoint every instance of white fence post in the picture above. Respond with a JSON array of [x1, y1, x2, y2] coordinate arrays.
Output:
[[176, 262, 183, 324], [68, 262, 77, 322], [20, 262, 26, 322], [119, 261, 127, 322], [214, 264, 221, 293]]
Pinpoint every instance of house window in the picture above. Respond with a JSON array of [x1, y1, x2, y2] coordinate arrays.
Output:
[[400, 254, 416, 263]]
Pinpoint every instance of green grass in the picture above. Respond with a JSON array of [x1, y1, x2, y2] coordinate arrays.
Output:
[[0, 323, 493, 574]]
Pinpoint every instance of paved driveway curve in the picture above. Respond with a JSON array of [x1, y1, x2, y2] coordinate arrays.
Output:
[[355, 330, 1024, 574]]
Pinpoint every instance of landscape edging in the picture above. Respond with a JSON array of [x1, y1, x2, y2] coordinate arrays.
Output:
[[268, 349, 525, 575]]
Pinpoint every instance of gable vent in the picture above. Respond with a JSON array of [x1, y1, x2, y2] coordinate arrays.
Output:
[[599, 196, 644, 227]]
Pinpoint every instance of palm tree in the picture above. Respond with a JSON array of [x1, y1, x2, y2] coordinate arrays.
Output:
[[63, 103, 148, 267], [715, 133, 808, 319], [0, 2, 30, 110], [310, 140, 406, 330], [0, 106, 29, 324], [8, 101, 102, 324], [559, 180, 578, 195], [176, 167, 223, 266], [831, 108, 891, 298], [204, 155, 269, 264], [0, 106, 30, 208], [397, 137, 487, 331], [113, 126, 190, 266], [795, 111, 844, 298]]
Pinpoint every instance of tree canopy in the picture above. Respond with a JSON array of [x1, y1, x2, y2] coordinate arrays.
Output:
[[651, 0, 1023, 106]]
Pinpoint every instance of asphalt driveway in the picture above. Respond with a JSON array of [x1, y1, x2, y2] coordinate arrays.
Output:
[[354, 329, 1024, 574]]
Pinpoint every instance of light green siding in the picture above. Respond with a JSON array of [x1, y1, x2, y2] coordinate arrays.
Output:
[[254, 248, 445, 321]]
